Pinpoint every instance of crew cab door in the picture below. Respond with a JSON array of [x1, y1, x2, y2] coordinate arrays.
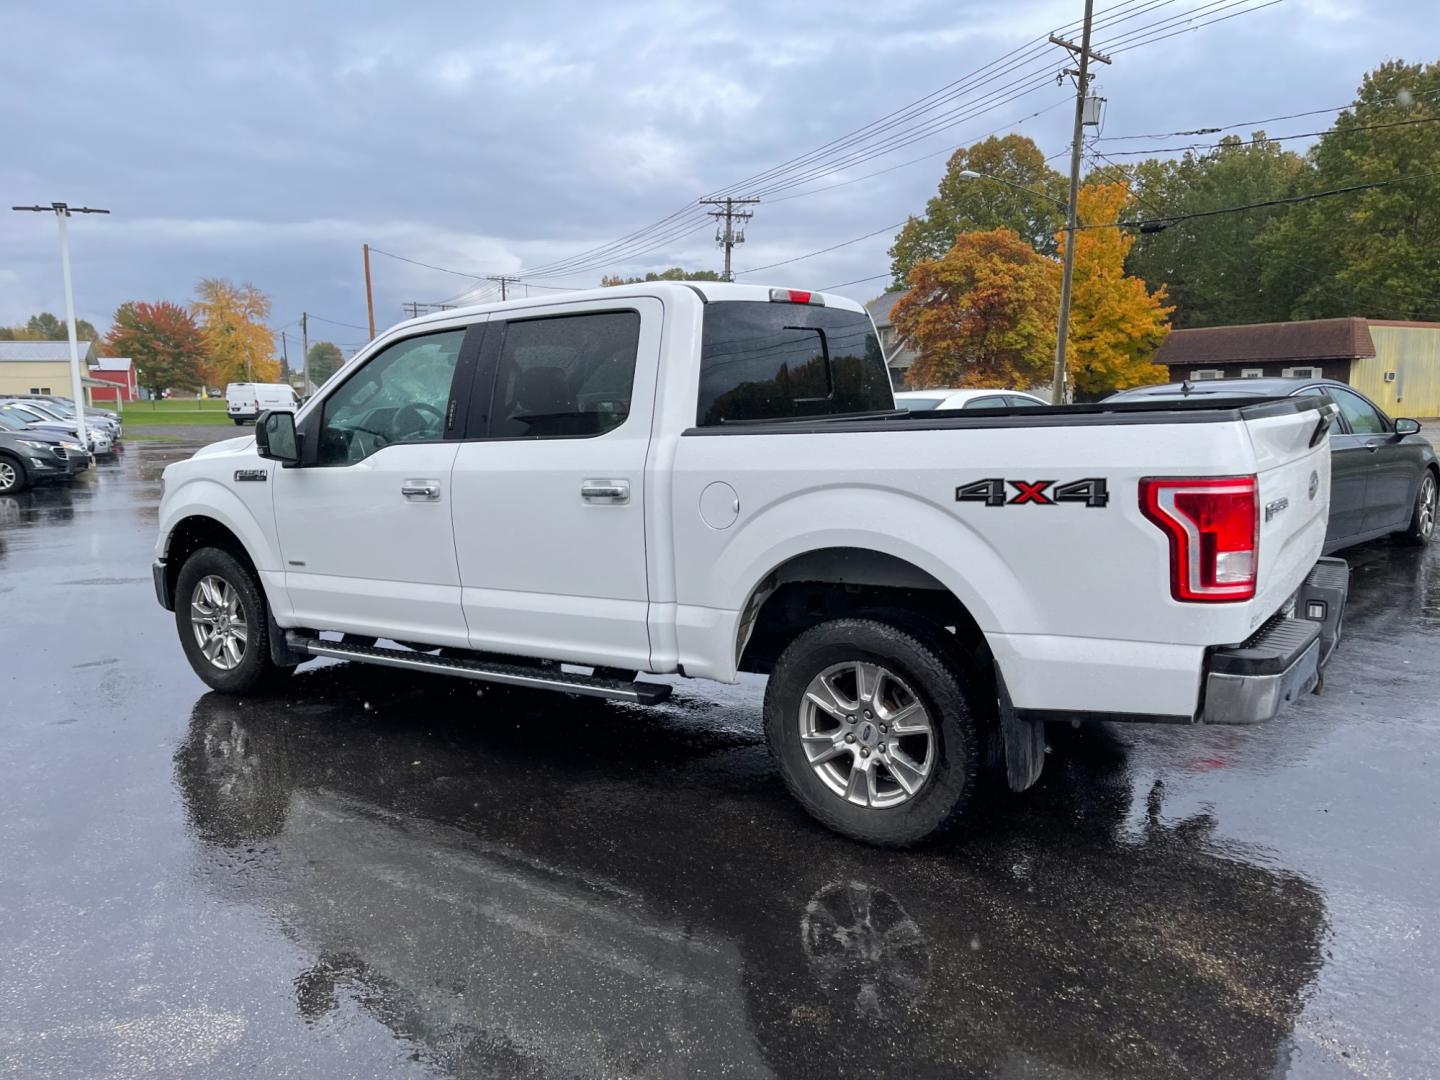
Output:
[[450, 299, 660, 670], [271, 324, 480, 646]]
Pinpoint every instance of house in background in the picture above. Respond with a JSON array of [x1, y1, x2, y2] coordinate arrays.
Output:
[[89, 356, 138, 402], [1156, 317, 1440, 418], [0, 340, 107, 404], [865, 289, 918, 389]]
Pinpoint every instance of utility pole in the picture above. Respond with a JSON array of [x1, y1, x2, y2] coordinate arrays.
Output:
[[301, 312, 310, 395], [486, 275, 521, 301], [281, 331, 291, 383], [701, 197, 759, 281], [11, 202, 110, 447], [1049, 3, 1110, 404], [363, 243, 376, 340]]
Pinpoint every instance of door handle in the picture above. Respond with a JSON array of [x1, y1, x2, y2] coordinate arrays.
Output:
[[401, 480, 441, 500], [581, 479, 630, 504], [1364, 441, 1382, 453]]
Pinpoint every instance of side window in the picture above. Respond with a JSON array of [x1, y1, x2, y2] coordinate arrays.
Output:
[[1005, 394, 1043, 408], [317, 329, 465, 465], [489, 311, 639, 438], [1329, 387, 1388, 435], [962, 395, 1006, 409]]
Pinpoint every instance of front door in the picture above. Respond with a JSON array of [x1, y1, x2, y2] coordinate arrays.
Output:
[[272, 325, 477, 646], [1329, 386, 1414, 535], [450, 300, 660, 670]]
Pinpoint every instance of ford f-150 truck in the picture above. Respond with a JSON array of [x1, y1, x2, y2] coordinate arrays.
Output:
[[153, 282, 1348, 845]]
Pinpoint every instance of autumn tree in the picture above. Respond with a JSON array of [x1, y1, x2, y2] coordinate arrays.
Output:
[[104, 301, 207, 398], [1062, 183, 1173, 396], [191, 278, 277, 385], [889, 134, 1067, 288], [891, 228, 1059, 389], [306, 341, 345, 386], [600, 267, 723, 286]]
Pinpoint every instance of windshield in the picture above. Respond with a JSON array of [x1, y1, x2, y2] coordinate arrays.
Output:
[[0, 411, 30, 432]]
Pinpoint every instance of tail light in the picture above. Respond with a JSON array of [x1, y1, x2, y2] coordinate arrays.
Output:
[[769, 288, 825, 305], [1140, 476, 1258, 602]]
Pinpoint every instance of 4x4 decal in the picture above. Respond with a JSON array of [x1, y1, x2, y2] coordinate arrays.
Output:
[[956, 478, 1110, 508]]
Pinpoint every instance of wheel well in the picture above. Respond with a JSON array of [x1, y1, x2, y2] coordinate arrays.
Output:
[[163, 516, 257, 599], [735, 547, 988, 675]]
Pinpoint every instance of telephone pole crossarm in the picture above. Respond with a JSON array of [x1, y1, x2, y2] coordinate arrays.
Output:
[[700, 197, 760, 281]]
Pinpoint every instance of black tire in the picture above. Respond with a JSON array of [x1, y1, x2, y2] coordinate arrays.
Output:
[[233, 418, 246, 426], [174, 546, 292, 694], [0, 453, 27, 495], [763, 617, 981, 847], [1398, 468, 1437, 546]]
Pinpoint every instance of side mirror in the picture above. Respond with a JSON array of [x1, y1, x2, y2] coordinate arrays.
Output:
[[1394, 417, 1422, 436], [254, 409, 300, 465]]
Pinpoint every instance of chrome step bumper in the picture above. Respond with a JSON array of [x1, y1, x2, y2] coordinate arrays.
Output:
[[1200, 557, 1349, 725], [285, 632, 673, 705]]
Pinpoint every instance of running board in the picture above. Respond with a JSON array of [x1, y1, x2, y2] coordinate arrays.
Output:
[[286, 633, 672, 705]]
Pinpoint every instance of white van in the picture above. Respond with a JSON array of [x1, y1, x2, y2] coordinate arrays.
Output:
[[226, 383, 298, 425]]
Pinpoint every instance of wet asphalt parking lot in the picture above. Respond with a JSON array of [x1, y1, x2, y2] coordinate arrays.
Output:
[[2, 436, 1438, 1080]]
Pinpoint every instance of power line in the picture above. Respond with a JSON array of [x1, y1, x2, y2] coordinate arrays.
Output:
[[736, 222, 908, 276], [1093, 114, 1440, 157], [822, 272, 894, 290], [305, 313, 371, 331]]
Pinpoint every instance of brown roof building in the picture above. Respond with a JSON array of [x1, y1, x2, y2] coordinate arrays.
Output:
[[1155, 317, 1440, 418]]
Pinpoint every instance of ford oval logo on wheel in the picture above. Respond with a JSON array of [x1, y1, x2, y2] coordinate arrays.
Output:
[[1309, 470, 1320, 500]]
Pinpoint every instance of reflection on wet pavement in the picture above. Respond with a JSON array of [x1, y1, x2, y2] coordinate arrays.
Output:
[[2, 439, 1438, 1078]]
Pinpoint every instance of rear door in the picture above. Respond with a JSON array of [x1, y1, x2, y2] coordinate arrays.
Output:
[[1327, 386, 1414, 533], [450, 298, 661, 670]]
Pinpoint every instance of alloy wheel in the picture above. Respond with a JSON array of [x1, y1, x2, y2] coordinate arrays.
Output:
[[0, 461, 16, 492], [1421, 474, 1437, 540], [190, 575, 247, 670], [799, 661, 935, 809]]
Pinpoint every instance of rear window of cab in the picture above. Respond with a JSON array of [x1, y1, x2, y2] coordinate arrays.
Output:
[[697, 301, 892, 425]]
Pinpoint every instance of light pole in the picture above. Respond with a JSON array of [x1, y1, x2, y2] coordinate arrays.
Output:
[[12, 202, 110, 446]]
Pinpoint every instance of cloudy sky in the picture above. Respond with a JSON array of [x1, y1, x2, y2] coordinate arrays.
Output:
[[2, 0, 1435, 351]]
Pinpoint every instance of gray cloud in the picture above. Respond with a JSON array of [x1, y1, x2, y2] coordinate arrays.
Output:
[[2, 0, 1435, 343]]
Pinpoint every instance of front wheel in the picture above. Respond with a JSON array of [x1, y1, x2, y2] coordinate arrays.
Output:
[[764, 617, 981, 847], [174, 546, 292, 694], [1399, 469, 1437, 545], [0, 454, 27, 495]]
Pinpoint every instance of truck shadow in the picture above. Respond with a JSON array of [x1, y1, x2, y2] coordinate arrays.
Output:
[[175, 665, 1327, 1079]]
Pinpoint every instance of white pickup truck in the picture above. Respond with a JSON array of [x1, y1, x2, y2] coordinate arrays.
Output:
[[153, 282, 1348, 845]]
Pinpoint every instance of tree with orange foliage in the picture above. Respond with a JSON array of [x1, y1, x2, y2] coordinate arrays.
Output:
[[891, 228, 1059, 389], [104, 301, 207, 398], [191, 278, 278, 386], [1062, 183, 1173, 396]]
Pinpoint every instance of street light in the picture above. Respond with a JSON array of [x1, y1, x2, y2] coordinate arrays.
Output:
[[956, 170, 1069, 212], [11, 202, 110, 447]]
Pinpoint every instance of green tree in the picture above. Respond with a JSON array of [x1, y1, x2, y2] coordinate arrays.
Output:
[[0, 312, 101, 341], [306, 341, 345, 386], [104, 301, 207, 398], [1259, 59, 1440, 321], [889, 134, 1067, 288], [600, 266, 723, 286], [1115, 136, 1308, 328]]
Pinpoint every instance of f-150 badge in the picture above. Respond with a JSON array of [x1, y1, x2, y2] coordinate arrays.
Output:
[[956, 478, 1109, 507]]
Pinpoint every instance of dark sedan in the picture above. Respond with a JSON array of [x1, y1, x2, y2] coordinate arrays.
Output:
[[1109, 377, 1437, 553], [0, 411, 89, 494]]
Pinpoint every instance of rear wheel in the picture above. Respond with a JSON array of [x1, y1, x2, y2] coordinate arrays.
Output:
[[175, 546, 292, 694], [764, 617, 981, 847], [1399, 469, 1437, 545], [0, 454, 26, 495]]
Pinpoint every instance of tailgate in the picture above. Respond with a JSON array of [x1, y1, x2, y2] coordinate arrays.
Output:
[[1244, 399, 1336, 620]]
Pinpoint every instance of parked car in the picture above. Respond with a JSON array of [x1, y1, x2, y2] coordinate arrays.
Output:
[[226, 382, 299, 425], [14, 394, 122, 440], [0, 411, 88, 493], [1109, 377, 1437, 552], [153, 282, 1346, 846], [895, 388, 1048, 411], [0, 400, 113, 456]]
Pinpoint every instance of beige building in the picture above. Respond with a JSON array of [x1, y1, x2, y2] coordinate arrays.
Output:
[[1156, 317, 1440, 419], [0, 340, 105, 404]]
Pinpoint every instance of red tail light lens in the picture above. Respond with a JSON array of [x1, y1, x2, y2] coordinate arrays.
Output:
[[1139, 476, 1258, 602], [768, 288, 824, 305]]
